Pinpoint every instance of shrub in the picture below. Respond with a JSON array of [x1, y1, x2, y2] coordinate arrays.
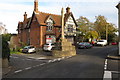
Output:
[[2, 34, 10, 60]]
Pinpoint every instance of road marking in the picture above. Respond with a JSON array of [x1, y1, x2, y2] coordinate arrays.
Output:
[[111, 71, 120, 74], [25, 67, 32, 70], [14, 70, 22, 73], [103, 71, 112, 79], [58, 58, 61, 61], [104, 59, 107, 70], [12, 57, 19, 59], [48, 60, 52, 63], [53, 59, 57, 62], [40, 63, 45, 65]]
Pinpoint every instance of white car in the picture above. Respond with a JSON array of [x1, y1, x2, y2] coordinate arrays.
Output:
[[22, 46, 36, 53], [43, 43, 55, 51], [96, 40, 107, 46]]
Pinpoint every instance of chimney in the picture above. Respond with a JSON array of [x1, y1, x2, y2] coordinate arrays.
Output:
[[24, 12, 27, 22], [34, 0, 38, 12], [66, 7, 70, 13]]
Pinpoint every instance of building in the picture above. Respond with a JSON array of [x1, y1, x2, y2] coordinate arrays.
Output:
[[17, 0, 77, 48], [116, 2, 120, 55], [0, 22, 8, 35]]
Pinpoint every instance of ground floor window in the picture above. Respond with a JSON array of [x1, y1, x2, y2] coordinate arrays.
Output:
[[46, 35, 56, 43]]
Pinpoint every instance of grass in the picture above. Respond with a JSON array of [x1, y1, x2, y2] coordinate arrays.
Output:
[[10, 50, 22, 54]]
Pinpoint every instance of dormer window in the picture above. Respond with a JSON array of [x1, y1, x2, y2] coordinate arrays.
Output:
[[46, 22, 53, 31]]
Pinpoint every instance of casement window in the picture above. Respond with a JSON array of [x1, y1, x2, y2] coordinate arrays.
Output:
[[67, 24, 73, 32], [46, 22, 53, 31]]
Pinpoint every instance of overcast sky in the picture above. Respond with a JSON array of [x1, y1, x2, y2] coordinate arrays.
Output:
[[0, 0, 119, 33]]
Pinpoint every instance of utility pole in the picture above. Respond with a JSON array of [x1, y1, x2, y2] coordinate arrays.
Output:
[[106, 23, 108, 41], [116, 2, 120, 55]]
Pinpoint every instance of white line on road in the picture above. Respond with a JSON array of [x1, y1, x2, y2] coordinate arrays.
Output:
[[12, 57, 19, 59], [40, 63, 45, 65], [48, 60, 52, 63], [25, 67, 32, 70], [57, 58, 61, 61], [104, 59, 108, 70], [103, 71, 112, 80], [14, 70, 22, 73]]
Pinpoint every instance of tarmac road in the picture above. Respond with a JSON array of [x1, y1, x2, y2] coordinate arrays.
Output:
[[3, 45, 118, 79]]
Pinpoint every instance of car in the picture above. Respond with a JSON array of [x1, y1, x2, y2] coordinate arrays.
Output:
[[78, 42, 93, 49], [96, 40, 107, 46], [43, 43, 55, 51], [22, 46, 36, 53], [111, 42, 118, 45]]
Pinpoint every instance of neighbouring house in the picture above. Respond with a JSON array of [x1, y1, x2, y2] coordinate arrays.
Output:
[[17, 0, 78, 48], [9, 34, 21, 50], [0, 22, 8, 35]]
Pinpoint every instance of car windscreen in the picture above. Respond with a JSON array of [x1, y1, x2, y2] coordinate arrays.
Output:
[[98, 40, 104, 42]]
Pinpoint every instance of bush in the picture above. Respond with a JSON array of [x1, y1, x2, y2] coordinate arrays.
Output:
[[2, 34, 10, 60]]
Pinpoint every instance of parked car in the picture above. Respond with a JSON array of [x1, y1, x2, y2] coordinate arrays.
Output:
[[111, 42, 118, 45], [43, 43, 55, 51], [78, 42, 93, 49], [96, 40, 107, 46], [22, 46, 36, 53]]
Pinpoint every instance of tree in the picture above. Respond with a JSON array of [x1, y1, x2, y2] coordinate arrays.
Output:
[[94, 15, 118, 43], [76, 16, 98, 42]]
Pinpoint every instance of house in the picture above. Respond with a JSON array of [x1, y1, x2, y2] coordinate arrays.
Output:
[[17, 0, 77, 48], [0, 22, 8, 35]]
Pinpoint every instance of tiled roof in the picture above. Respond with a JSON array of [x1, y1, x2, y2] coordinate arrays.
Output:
[[35, 11, 61, 26]]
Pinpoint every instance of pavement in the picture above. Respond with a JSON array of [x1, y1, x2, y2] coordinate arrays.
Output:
[[107, 48, 120, 60]]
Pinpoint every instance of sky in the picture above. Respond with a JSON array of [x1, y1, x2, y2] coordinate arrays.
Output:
[[0, 0, 119, 33]]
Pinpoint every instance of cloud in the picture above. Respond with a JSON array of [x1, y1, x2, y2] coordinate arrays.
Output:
[[1, 0, 119, 2], [0, 0, 119, 33]]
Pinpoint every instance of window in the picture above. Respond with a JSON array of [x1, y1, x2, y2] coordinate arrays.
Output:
[[46, 22, 53, 31], [67, 24, 73, 32]]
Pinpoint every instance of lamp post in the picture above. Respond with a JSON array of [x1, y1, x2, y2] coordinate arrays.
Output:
[[116, 2, 120, 55]]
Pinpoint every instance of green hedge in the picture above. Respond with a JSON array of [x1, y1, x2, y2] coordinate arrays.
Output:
[[2, 34, 10, 59]]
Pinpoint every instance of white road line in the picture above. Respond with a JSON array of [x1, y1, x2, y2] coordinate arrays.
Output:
[[40, 63, 45, 65], [14, 70, 22, 73], [57, 58, 61, 61], [25, 67, 32, 70], [111, 71, 120, 74], [53, 59, 57, 62], [48, 60, 52, 63], [12, 57, 19, 59], [104, 59, 107, 70], [103, 71, 112, 80]]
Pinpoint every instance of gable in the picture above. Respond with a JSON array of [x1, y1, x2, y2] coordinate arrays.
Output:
[[66, 16, 76, 25], [45, 16, 54, 24]]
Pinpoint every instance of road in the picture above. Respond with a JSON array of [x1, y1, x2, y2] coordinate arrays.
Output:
[[3, 45, 118, 79]]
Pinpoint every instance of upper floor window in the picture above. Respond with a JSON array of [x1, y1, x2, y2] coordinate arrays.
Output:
[[67, 24, 73, 32], [46, 22, 53, 31]]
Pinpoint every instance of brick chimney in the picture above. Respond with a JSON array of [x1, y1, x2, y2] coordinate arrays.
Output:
[[34, 0, 38, 12], [23, 12, 27, 22], [66, 7, 70, 13]]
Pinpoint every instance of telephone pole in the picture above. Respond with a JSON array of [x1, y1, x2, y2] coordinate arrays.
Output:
[[106, 23, 108, 41]]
